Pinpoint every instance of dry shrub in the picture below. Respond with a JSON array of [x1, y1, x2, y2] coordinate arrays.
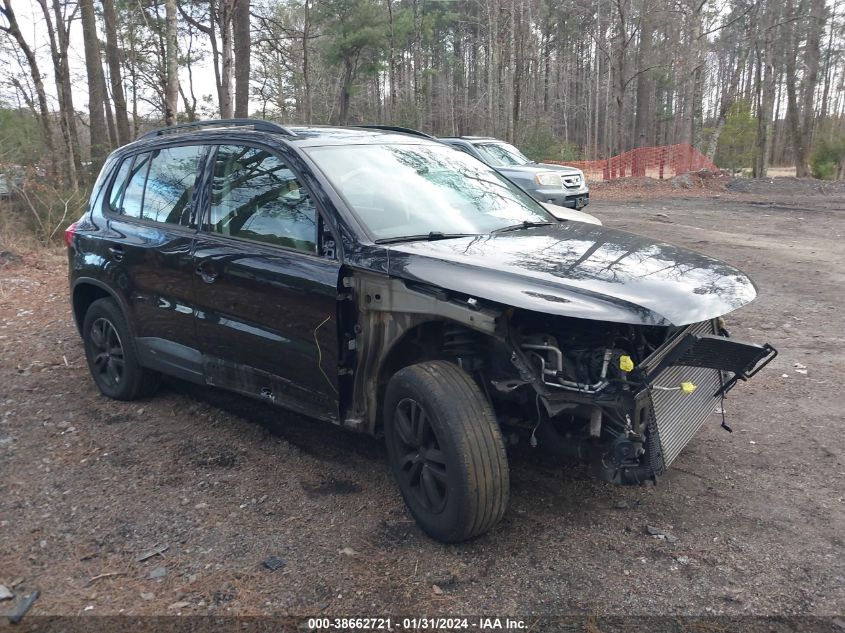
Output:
[[1, 163, 89, 249]]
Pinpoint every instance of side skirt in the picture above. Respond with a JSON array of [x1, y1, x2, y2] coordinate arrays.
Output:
[[136, 337, 205, 385]]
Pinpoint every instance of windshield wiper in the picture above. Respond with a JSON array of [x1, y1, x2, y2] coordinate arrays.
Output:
[[492, 221, 555, 234], [375, 231, 478, 245]]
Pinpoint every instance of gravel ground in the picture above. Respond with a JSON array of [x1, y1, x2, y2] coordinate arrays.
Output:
[[0, 186, 844, 623]]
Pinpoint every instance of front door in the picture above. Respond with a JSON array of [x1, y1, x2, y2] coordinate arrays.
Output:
[[192, 144, 341, 420]]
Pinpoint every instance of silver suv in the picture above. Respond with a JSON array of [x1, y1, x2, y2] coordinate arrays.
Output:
[[440, 136, 590, 209]]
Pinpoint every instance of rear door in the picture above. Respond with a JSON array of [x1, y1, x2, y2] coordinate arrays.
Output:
[[104, 144, 207, 381], [192, 143, 341, 420]]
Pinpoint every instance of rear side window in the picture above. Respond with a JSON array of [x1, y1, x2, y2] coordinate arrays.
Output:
[[108, 157, 133, 212], [107, 146, 203, 226], [143, 145, 204, 225], [121, 153, 151, 218], [207, 145, 317, 252]]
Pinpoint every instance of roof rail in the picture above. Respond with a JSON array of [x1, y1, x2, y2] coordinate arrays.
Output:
[[355, 125, 434, 139], [140, 118, 297, 140]]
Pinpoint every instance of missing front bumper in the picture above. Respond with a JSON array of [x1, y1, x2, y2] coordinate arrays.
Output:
[[643, 324, 777, 471], [600, 323, 776, 482], [645, 332, 777, 397]]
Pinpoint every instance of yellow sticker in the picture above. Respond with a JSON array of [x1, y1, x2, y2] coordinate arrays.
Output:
[[619, 355, 634, 372], [680, 381, 697, 394]]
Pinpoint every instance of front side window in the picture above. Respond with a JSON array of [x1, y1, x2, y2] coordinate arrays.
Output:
[[474, 142, 532, 167], [306, 143, 551, 242], [208, 145, 317, 253]]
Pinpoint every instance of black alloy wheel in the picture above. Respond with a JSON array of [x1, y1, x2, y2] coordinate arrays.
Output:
[[88, 317, 125, 388], [384, 361, 509, 542], [82, 298, 160, 400], [391, 397, 449, 514]]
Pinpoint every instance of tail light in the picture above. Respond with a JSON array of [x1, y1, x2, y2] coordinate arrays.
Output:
[[64, 221, 78, 248]]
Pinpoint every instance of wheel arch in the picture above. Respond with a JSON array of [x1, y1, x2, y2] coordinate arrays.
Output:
[[71, 278, 133, 336], [372, 318, 494, 436], [341, 272, 504, 435]]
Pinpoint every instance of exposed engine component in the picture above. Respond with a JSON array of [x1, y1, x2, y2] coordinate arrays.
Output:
[[521, 334, 614, 393], [509, 316, 678, 485], [498, 312, 774, 487]]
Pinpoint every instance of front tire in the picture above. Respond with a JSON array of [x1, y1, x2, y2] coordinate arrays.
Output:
[[82, 298, 159, 400], [384, 361, 509, 542]]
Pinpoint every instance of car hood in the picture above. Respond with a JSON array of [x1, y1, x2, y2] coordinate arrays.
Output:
[[386, 223, 757, 326], [497, 162, 581, 177]]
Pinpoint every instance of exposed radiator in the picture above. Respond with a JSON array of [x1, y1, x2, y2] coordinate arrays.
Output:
[[650, 320, 722, 468]]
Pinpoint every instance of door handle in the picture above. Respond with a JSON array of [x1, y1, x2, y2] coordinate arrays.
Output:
[[195, 261, 220, 284], [108, 245, 124, 261]]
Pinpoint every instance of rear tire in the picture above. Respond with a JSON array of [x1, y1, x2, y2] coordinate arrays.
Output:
[[82, 298, 159, 400], [384, 361, 509, 542]]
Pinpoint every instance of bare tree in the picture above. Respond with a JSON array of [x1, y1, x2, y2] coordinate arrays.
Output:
[[233, 0, 250, 117], [785, 0, 827, 176], [101, 0, 130, 143], [219, 0, 235, 118], [80, 0, 108, 173], [164, 0, 179, 124], [0, 0, 57, 172], [3, 0, 844, 177], [38, 0, 82, 189]]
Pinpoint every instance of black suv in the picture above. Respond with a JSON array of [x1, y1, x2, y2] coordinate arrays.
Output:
[[67, 119, 776, 542]]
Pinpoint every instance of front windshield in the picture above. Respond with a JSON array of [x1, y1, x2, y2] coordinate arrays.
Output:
[[306, 143, 553, 241], [474, 142, 532, 167]]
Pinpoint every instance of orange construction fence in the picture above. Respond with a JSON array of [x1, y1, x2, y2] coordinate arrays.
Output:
[[545, 144, 718, 182]]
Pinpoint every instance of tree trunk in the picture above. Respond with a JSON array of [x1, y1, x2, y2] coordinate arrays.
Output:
[[338, 59, 354, 125], [819, 0, 838, 122], [103, 70, 118, 147], [126, 23, 141, 136], [181, 30, 199, 121], [164, 0, 179, 125], [707, 46, 747, 162], [233, 0, 250, 117], [302, 0, 312, 123], [178, 3, 223, 114], [633, 1, 653, 151], [79, 0, 108, 175], [101, 0, 130, 143], [385, 0, 395, 120], [219, 0, 235, 119], [798, 0, 825, 174], [39, 0, 81, 189], [784, 0, 823, 177]]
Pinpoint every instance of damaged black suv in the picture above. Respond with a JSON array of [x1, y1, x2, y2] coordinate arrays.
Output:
[[67, 119, 776, 542]]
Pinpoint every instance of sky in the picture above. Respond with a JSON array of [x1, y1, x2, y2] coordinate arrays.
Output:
[[1, 0, 219, 118]]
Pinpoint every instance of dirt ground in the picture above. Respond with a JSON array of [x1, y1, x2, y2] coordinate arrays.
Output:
[[1, 181, 844, 622]]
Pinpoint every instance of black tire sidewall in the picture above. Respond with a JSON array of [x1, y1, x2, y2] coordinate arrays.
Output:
[[384, 361, 507, 542], [82, 298, 145, 400], [384, 372, 469, 541]]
